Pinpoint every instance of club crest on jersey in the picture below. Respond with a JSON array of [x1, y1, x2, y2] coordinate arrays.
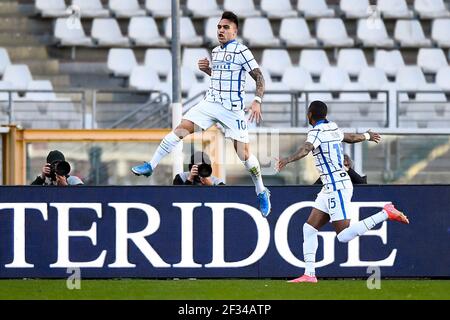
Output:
[[225, 54, 232, 61]]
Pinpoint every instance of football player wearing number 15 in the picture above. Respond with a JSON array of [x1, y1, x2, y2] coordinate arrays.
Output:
[[275, 101, 410, 283]]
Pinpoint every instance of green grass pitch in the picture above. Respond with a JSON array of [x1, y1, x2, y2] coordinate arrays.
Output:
[[0, 279, 449, 300]]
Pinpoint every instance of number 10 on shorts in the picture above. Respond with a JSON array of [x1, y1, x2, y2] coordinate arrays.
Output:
[[236, 120, 247, 130]]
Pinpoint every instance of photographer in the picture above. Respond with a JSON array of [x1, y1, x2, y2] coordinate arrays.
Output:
[[31, 150, 84, 186], [173, 151, 224, 186]]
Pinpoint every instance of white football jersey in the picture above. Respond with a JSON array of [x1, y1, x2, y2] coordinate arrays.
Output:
[[204, 39, 259, 111], [306, 120, 353, 193]]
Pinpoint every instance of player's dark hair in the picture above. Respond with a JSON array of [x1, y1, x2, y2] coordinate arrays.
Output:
[[308, 101, 328, 121], [221, 11, 239, 29]]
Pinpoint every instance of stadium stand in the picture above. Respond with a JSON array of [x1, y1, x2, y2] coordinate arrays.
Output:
[[337, 49, 369, 78], [71, 0, 109, 18], [54, 18, 92, 46], [356, 18, 395, 48], [340, 0, 372, 18], [107, 48, 137, 78], [414, 0, 450, 18], [145, 0, 171, 17], [91, 18, 129, 46], [242, 17, 281, 47], [0, 48, 11, 77], [316, 18, 355, 47], [223, 0, 261, 17], [144, 48, 172, 78], [394, 19, 432, 47], [279, 18, 318, 48], [431, 18, 450, 47], [108, 0, 146, 18], [260, 0, 297, 18], [297, 0, 335, 18], [377, 0, 414, 18], [35, 0, 68, 18], [186, 0, 222, 18], [128, 17, 167, 46], [164, 17, 203, 46]]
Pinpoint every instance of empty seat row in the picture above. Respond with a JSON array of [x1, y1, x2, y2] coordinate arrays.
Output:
[[36, 0, 450, 19]]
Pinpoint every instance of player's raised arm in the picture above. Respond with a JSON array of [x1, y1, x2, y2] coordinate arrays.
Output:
[[343, 130, 381, 144], [275, 142, 315, 172], [248, 68, 265, 123], [198, 57, 211, 76]]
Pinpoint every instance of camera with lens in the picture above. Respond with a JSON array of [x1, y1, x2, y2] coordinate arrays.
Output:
[[47, 160, 71, 181]]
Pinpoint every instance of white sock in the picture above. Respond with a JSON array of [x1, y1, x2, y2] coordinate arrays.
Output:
[[149, 132, 181, 169], [243, 154, 265, 194], [337, 210, 388, 243], [303, 223, 318, 277]]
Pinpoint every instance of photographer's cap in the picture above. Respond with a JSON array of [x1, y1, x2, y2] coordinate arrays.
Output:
[[46, 150, 65, 164]]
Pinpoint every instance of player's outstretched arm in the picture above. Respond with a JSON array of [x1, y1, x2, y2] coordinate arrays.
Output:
[[248, 68, 265, 123], [198, 57, 211, 76], [275, 142, 315, 172], [343, 130, 381, 144]]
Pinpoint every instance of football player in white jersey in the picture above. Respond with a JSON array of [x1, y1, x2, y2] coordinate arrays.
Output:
[[132, 11, 271, 216], [275, 101, 409, 283]]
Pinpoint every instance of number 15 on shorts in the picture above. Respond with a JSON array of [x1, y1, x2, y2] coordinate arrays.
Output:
[[236, 120, 247, 130], [328, 197, 336, 209]]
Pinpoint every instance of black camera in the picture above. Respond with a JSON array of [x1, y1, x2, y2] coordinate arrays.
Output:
[[47, 160, 71, 180], [197, 163, 212, 178]]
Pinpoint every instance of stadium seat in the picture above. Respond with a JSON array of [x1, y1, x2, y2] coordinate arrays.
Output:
[[414, 0, 450, 18], [242, 18, 280, 47], [417, 48, 448, 74], [304, 82, 333, 101], [260, 0, 297, 18], [320, 67, 350, 91], [0, 48, 11, 77], [182, 48, 211, 77], [340, 0, 371, 18], [279, 18, 317, 47], [297, 0, 335, 19], [145, 0, 171, 17], [317, 18, 354, 47], [261, 49, 292, 78], [145, 49, 172, 77], [71, 0, 109, 18], [128, 17, 167, 46], [35, 0, 68, 18], [54, 18, 92, 46], [377, 0, 414, 18], [186, 0, 221, 18], [164, 18, 203, 46], [394, 20, 432, 47], [358, 67, 388, 91], [356, 18, 395, 48], [375, 50, 405, 78], [91, 18, 129, 47], [108, 0, 145, 18], [25, 80, 56, 101], [167, 67, 198, 93], [431, 19, 450, 48], [299, 49, 330, 77], [129, 66, 160, 91], [339, 82, 372, 102], [282, 67, 313, 91], [204, 16, 222, 44], [337, 49, 368, 77], [107, 49, 137, 77], [436, 66, 450, 90], [223, 0, 261, 17], [396, 66, 427, 90], [3, 65, 33, 91]]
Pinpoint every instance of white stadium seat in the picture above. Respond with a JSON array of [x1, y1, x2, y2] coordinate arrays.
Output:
[[337, 49, 368, 77], [3, 65, 33, 91], [0, 48, 11, 77], [394, 20, 432, 47], [35, 0, 67, 18], [182, 48, 211, 77], [297, 0, 335, 19], [339, 82, 372, 101], [356, 18, 395, 48], [375, 50, 405, 78], [279, 18, 317, 47], [129, 66, 160, 91], [54, 18, 92, 46], [261, 0, 297, 18], [145, 0, 171, 17], [242, 18, 280, 47], [25, 80, 56, 101], [261, 49, 292, 78], [436, 66, 450, 90], [414, 0, 450, 18], [109, 0, 145, 18], [432, 19, 450, 48], [299, 49, 330, 77], [107, 49, 137, 77], [396, 66, 427, 90], [187, 0, 221, 18], [223, 0, 261, 17], [167, 67, 198, 93], [165, 17, 203, 46], [317, 18, 354, 47], [358, 67, 388, 91], [91, 18, 129, 46], [304, 83, 333, 101], [320, 67, 351, 91], [71, 0, 109, 18], [417, 48, 448, 74], [340, 0, 371, 18], [204, 16, 222, 44], [128, 17, 167, 46], [282, 67, 313, 91], [377, 0, 414, 18], [145, 49, 172, 77]]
